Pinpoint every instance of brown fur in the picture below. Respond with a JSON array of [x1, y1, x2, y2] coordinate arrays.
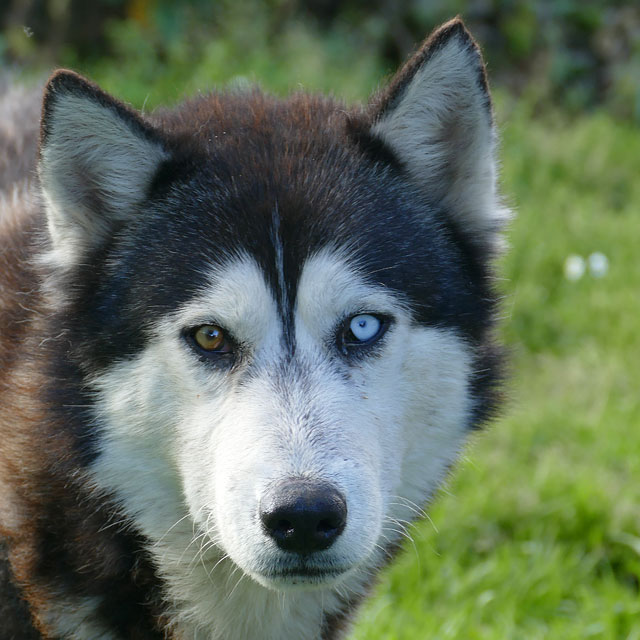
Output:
[[0, 78, 167, 640]]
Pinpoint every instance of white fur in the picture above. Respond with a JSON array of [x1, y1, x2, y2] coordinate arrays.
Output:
[[371, 34, 509, 244], [89, 248, 473, 639], [38, 92, 167, 268]]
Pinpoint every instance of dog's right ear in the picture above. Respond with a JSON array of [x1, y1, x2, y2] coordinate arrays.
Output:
[[39, 70, 169, 268], [364, 19, 509, 248]]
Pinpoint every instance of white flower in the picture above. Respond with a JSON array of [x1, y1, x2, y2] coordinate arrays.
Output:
[[588, 252, 609, 278], [564, 254, 586, 281]]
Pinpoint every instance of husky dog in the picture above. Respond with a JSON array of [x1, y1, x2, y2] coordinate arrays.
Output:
[[0, 18, 507, 640]]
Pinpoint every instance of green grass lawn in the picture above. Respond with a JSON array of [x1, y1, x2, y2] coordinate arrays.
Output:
[[62, 24, 640, 637]]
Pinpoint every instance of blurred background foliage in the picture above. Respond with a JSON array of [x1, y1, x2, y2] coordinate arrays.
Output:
[[1, 0, 639, 120]]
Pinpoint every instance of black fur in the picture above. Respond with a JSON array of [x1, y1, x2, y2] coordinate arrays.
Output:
[[0, 544, 41, 640]]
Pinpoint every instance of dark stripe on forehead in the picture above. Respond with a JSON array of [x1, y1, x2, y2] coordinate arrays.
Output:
[[271, 202, 296, 353]]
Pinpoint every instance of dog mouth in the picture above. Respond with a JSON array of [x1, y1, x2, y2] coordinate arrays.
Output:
[[254, 562, 355, 589]]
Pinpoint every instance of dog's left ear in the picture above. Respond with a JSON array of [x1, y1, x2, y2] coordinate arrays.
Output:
[[369, 19, 508, 246]]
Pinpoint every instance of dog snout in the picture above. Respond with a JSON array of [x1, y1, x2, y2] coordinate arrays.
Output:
[[260, 478, 347, 555]]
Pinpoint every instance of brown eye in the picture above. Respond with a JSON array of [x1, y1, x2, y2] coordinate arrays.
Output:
[[191, 325, 232, 353]]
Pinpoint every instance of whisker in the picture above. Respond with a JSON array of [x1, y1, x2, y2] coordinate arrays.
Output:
[[153, 513, 192, 547], [227, 571, 247, 601]]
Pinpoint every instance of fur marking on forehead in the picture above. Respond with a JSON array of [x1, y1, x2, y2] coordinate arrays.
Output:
[[170, 255, 281, 350], [296, 248, 410, 337], [270, 202, 295, 351]]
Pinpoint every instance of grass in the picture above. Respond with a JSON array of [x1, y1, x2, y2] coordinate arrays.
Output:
[[23, 16, 640, 637]]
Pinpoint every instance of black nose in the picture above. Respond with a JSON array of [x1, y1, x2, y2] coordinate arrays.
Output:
[[260, 478, 347, 555]]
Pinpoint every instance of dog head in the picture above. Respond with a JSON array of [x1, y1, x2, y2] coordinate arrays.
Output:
[[38, 19, 505, 605]]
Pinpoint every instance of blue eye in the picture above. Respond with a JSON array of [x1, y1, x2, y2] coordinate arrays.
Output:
[[339, 313, 389, 355], [349, 314, 381, 342]]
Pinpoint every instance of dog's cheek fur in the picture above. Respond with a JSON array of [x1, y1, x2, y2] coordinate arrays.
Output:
[[89, 345, 221, 636], [392, 328, 473, 523], [90, 347, 190, 534]]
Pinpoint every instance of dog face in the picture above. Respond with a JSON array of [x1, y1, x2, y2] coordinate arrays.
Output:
[[37, 19, 505, 634], [89, 248, 474, 591]]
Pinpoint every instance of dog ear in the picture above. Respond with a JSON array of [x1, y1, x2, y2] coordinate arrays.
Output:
[[369, 19, 509, 246], [39, 70, 169, 267]]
